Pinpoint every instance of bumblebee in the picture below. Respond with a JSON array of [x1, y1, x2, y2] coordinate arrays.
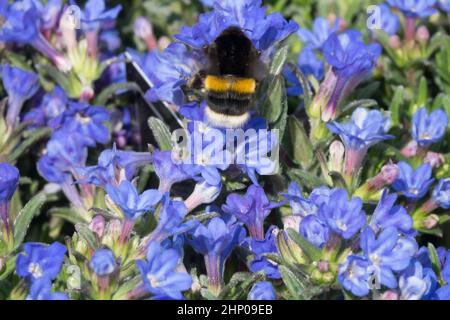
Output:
[[193, 27, 265, 128]]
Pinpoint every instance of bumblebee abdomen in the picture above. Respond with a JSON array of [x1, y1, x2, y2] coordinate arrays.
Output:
[[204, 75, 255, 116]]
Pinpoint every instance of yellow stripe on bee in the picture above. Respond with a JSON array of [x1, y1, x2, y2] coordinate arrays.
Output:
[[205, 75, 256, 94]]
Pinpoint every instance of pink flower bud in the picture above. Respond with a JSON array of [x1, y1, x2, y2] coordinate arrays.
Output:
[[389, 35, 401, 49], [380, 290, 399, 300], [424, 152, 445, 169], [401, 140, 418, 158], [158, 36, 171, 51], [134, 17, 154, 40], [416, 26, 430, 44], [89, 215, 106, 238]]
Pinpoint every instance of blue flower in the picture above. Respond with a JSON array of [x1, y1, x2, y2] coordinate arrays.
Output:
[[34, 0, 62, 31], [89, 248, 117, 276], [376, 4, 400, 36], [298, 48, 325, 81], [0, 1, 71, 71], [54, 102, 110, 147], [338, 255, 372, 297], [370, 190, 413, 234], [392, 162, 435, 200], [0, 162, 20, 202], [323, 31, 381, 81], [16, 242, 67, 282], [297, 17, 339, 50], [328, 108, 393, 177], [75, 146, 152, 187], [175, 0, 298, 52], [26, 278, 69, 300], [434, 285, 450, 300], [328, 108, 393, 152], [248, 227, 281, 279], [439, 0, 450, 12], [37, 130, 88, 184], [442, 251, 450, 282], [282, 183, 333, 216], [147, 195, 197, 244], [135, 43, 201, 106], [412, 108, 448, 147], [187, 216, 244, 260], [23, 86, 68, 129], [222, 185, 277, 240], [80, 0, 122, 32], [248, 281, 276, 300], [152, 150, 193, 193], [300, 215, 329, 248], [432, 179, 450, 209], [187, 216, 245, 293], [0, 0, 40, 44], [399, 260, 438, 300], [318, 32, 381, 121], [318, 189, 366, 240], [137, 241, 192, 300], [106, 181, 162, 221], [2, 65, 39, 129], [361, 227, 417, 289], [387, 0, 437, 18]]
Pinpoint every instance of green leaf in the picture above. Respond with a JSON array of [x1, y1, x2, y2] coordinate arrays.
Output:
[[287, 116, 313, 169], [390, 86, 405, 126], [50, 207, 89, 225], [418, 77, 428, 105], [13, 193, 46, 250], [147, 117, 173, 151], [287, 62, 313, 106], [94, 82, 141, 106], [0, 255, 17, 281], [288, 169, 327, 189], [75, 223, 99, 250], [287, 228, 322, 262], [269, 45, 288, 76], [7, 128, 52, 163], [279, 265, 306, 300], [428, 243, 443, 283]]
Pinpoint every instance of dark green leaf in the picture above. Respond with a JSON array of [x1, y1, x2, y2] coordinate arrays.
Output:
[[94, 82, 141, 106], [13, 193, 46, 250]]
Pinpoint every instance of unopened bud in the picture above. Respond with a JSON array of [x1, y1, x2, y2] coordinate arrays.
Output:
[[184, 181, 221, 212], [158, 36, 171, 51], [89, 215, 106, 238], [380, 290, 399, 300], [377, 162, 399, 186], [416, 26, 430, 44], [421, 214, 439, 230], [282, 215, 302, 232], [401, 140, 418, 158], [389, 35, 401, 49], [424, 152, 445, 169], [329, 140, 345, 173], [134, 17, 154, 40]]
